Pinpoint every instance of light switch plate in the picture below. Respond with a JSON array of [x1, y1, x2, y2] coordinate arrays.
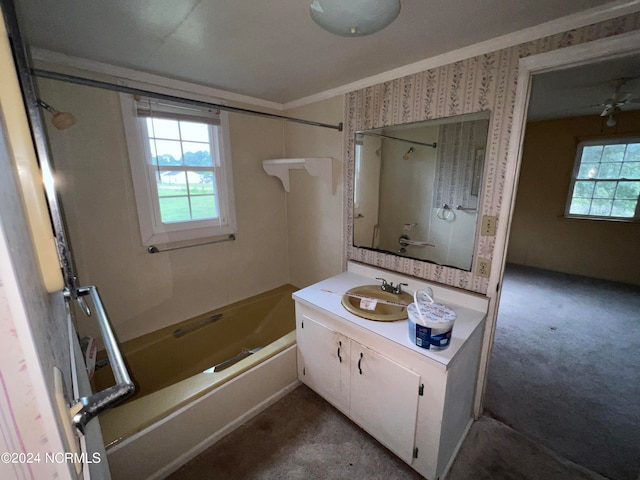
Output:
[[481, 215, 497, 236]]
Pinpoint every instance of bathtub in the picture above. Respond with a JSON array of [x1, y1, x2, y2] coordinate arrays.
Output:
[[96, 284, 299, 480]]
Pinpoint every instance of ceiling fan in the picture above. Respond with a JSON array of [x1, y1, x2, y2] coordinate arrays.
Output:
[[599, 78, 640, 126]]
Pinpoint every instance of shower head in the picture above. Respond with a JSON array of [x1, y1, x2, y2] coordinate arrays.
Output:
[[37, 99, 77, 130], [403, 147, 415, 160]]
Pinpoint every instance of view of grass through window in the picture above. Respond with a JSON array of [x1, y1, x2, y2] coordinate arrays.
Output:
[[568, 141, 640, 219], [146, 117, 220, 223]]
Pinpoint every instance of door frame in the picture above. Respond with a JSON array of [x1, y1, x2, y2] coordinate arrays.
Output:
[[475, 29, 640, 416]]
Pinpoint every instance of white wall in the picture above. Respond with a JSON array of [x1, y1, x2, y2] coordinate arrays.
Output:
[[34, 70, 346, 345], [283, 95, 345, 288], [37, 77, 290, 343]]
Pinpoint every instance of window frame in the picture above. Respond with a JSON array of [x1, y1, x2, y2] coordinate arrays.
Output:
[[565, 137, 640, 222], [120, 93, 236, 246], [353, 138, 363, 212]]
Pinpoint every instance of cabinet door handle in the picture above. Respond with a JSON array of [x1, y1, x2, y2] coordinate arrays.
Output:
[[358, 352, 363, 374], [337, 341, 342, 363]]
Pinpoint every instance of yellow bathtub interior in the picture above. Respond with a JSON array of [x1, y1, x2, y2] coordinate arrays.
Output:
[[94, 284, 297, 448]]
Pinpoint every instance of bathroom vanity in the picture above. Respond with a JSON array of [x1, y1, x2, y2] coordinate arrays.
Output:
[[293, 262, 488, 480]]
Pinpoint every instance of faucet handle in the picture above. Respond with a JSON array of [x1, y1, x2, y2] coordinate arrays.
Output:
[[375, 277, 389, 288], [393, 282, 408, 294]]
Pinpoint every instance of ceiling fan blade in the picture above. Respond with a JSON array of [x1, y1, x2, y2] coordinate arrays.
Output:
[[614, 91, 633, 103], [600, 104, 616, 116]]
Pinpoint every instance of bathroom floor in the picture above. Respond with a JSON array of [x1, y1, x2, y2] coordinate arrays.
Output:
[[167, 385, 604, 480]]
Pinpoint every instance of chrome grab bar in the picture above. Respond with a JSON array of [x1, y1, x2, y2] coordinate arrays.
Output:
[[173, 313, 223, 338], [456, 205, 477, 212], [398, 234, 435, 248], [147, 234, 235, 254], [71, 286, 135, 434], [204, 347, 263, 373], [76, 295, 92, 317]]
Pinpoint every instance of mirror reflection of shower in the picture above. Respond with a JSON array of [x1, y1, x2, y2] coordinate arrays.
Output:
[[37, 99, 77, 130], [353, 111, 491, 271], [403, 147, 415, 160]]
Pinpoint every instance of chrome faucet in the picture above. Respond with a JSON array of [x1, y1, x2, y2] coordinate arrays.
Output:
[[376, 277, 408, 295]]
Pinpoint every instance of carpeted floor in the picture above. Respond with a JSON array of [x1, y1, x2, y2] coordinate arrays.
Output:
[[167, 385, 423, 480], [167, 385, 606, 480], [484, 264, 640, 480]]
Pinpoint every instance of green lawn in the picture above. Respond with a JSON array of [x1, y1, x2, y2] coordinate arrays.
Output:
[[159, 194, 218, 222], [158, 184, 213, 196]]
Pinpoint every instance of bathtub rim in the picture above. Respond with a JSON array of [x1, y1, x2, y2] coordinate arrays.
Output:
[[100, 330, 296, 449]]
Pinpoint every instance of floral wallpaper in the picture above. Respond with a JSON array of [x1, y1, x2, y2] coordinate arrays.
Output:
[[344, 12, 640, 294], [433, 119, 489, 209]]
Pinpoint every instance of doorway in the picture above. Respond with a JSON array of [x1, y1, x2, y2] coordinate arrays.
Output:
[[485, 264, 640, 479], [484, 32, 640, 480]]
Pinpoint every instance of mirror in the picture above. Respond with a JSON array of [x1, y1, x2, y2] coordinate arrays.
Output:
[[353, 111, 490, 271]]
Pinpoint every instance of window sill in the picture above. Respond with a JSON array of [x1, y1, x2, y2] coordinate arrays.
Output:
[[561, 214, 639, 224]]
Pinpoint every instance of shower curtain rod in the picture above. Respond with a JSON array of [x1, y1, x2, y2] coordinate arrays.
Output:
[[357, 131, 436, 148], [30, 68, 344, 132]]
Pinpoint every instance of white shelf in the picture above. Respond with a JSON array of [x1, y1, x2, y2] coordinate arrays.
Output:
[[262, 157, 334, 193]]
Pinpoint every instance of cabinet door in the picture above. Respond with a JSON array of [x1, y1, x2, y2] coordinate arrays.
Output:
[[350, 341, 420, 464], [297, 312, 350, 413]]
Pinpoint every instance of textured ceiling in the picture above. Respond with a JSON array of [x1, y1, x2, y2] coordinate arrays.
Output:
[[528, 54, 640, 121], [13, 0, 622, 104]]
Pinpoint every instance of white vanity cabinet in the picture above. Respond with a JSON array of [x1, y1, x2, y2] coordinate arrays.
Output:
[[293, 263, 488, 480], [350, 341, 421, 463], [296, 312, 351, 413], [297, 309, 421, 463]]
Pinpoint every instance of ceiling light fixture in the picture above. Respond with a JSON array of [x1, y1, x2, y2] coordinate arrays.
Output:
[[310, 0, 401, 37]]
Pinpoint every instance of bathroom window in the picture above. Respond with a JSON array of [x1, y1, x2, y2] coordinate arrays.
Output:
[[121, 94, 236, 246], [566, 138, 640, 221]]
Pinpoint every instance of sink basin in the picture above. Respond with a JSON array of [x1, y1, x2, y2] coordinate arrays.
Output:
[[341, 285, 413, 321]]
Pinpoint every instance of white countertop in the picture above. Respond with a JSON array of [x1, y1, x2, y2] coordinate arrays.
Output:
[[293, 271, 487, 369]]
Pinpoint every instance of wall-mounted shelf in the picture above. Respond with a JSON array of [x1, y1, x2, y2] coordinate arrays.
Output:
[[262, 157, 334, 193]]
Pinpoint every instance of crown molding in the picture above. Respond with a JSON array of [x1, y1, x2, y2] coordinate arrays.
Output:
[[284, 0, 640, 110]]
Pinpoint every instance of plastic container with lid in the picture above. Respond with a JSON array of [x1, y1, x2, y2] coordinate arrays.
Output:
[[407, 289, 456, 351]]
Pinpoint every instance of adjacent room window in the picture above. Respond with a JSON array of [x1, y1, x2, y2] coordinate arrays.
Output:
[[566, 139, 640, 221], [121, 94, 236, 246]]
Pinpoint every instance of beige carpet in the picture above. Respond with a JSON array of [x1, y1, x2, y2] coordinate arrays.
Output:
[[167, 385, 605, 480], [485, 264, 640, 480]]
